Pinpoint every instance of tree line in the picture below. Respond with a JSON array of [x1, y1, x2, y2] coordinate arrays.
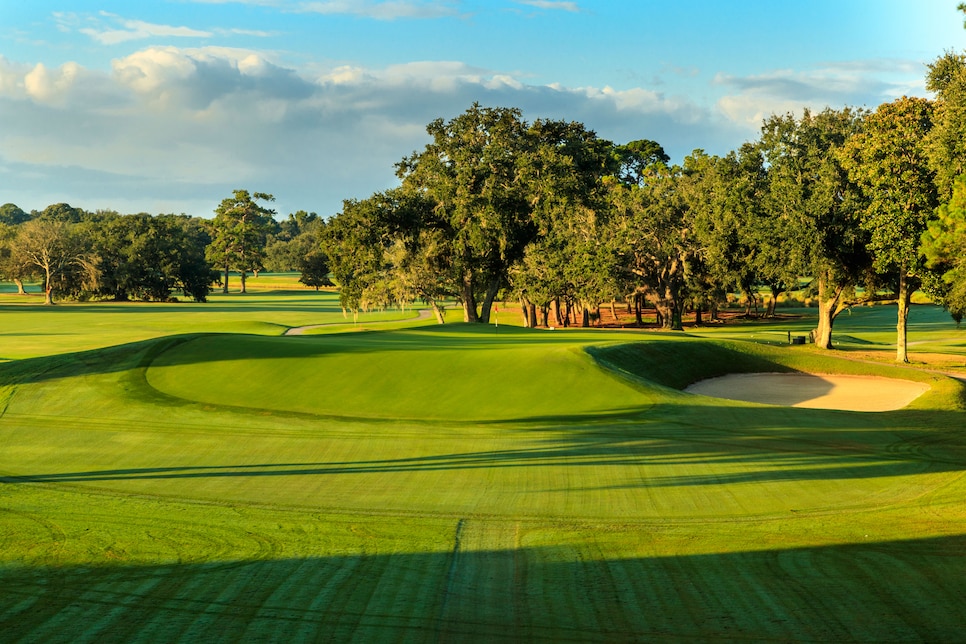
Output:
[[320, 51, 966, 364], [0, 192, 331, 305]]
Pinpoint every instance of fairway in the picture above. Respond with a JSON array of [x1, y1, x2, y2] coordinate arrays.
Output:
[[2, 301, 966, 641]]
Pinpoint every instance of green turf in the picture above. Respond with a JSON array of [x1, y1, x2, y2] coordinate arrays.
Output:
[[2, 295, 966, 641], [0, 287, 429, 361]]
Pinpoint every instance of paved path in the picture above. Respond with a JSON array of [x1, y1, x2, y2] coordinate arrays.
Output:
[[283, 308, 434, 336]]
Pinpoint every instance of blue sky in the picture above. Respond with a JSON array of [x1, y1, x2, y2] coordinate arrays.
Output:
[[0, 1, 963, 219]]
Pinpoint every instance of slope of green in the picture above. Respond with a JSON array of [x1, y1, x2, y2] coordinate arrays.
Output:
[[2, 303, 966, 641], [145, 327, 659, 421]]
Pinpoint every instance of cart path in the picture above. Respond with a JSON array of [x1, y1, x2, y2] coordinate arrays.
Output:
[[284, 308, 434, 335]]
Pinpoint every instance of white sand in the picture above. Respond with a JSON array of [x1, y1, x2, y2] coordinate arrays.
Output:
[[684, 372, 930, 412]]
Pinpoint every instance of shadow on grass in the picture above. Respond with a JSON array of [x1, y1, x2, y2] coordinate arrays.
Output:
[[2, 534, 966, 642], [5, 399, 966, 485]]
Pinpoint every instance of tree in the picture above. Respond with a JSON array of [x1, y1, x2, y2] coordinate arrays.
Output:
[[12, 219, 98, 305], [0, 203, 29, 225], [264, 213, 324, 273], [614, 139, 669, 186], [85, 213, 216, 302], [206, 190, 276, 294], [0, 222, 34, 294], [395, 104, 537, 323], [37, 203, 86, 223], [508, 121, 617, 328], [610, 161, 695, 330], [299, 251, 333, 290], [323, 192, 402, 315], [759, 108, 871, 349], [926, 52, 966, 201], [921, 174, 966, 323], [841, 96, 938, 362]]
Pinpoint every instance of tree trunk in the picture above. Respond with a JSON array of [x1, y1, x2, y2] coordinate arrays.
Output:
[[694, 305, 703, 326], [634, 293, 643, 326], [896, 272, 912, 363], [812, 274, 845, 350], [610, 300, 618, 325], [814, 301, 835, 349], [580, 305, 590, 328], [552, 298, 563, 327], [223, 264, 230, 294], [240, 270, 248, 294], [479, 277, 500, 324], [767, 285, 782, 317], [42, 267, 54, 305], [528, 301, 537, 328], [14, 278, 25, 295], [461, 270, 478, 323], [540, 305, 549, 328], [431, 300, 446, 325], [520, 298, 531, 327]]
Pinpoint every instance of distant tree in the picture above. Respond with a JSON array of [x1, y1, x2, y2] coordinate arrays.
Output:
[[614, 139, 669, 186], [298, 251, 333, 290], [0, 204, 29, 226], [206, 190, 276, 294], [0, 223, 33, 294], [90, 213, 217, 302], [38, 203, 86, 223], [278, 210, 319, 240], [264, 215, 324, 273], [13, 219, 98, 305], [841, 96, 938, 363]]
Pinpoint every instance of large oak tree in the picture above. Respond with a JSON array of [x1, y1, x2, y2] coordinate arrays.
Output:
[[841, 96, 938, 362]]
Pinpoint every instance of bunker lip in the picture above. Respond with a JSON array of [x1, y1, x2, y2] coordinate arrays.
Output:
[[684, 372, 931, 412]]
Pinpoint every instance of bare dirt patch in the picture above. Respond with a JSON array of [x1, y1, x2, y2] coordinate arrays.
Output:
[[685, 373, 930, 412]]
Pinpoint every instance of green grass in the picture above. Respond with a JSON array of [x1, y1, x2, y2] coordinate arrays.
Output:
[[2, 295, 966, 641], [0, 287, 429, 361]]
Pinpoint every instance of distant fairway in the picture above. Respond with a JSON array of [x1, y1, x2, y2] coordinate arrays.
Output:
[[2, 297, 966, 641]]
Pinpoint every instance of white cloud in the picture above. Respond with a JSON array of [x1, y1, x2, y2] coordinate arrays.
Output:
[[295, 1, 462, 19], [1, 46, 888, 218], [185, 0, 465, 19], [58, 12, 212, 45], [713, 60, 929, 130], [514, 1, 580, 11]]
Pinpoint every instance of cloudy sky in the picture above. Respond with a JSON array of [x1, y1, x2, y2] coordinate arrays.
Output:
[[1, 1, 963, 219]]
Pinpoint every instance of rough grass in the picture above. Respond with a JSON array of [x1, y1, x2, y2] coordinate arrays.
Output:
[[2, 298, 966, 641]]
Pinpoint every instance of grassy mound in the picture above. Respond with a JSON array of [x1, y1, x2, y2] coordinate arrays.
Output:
[[589, 339, 790, 390], [145, 326, 660, 422]]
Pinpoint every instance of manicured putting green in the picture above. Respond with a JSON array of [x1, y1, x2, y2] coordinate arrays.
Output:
[[145, 329, 658, 421]]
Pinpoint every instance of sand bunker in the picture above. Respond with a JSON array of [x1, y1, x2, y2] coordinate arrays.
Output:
[[685, 373, 930, 412]]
